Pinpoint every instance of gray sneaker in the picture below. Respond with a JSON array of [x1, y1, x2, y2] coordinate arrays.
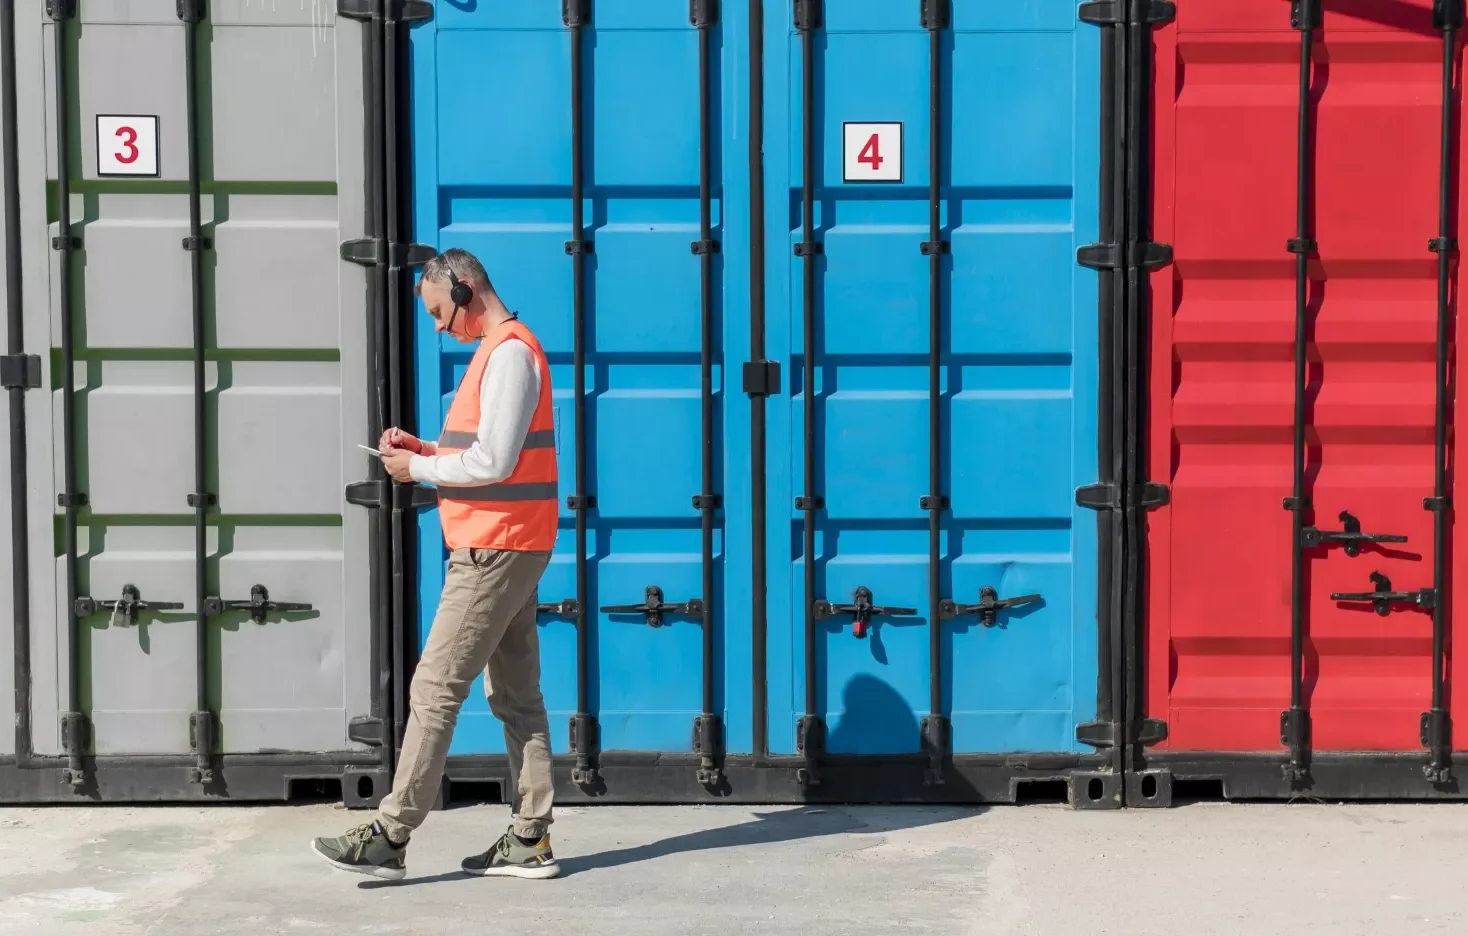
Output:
[[311, 820, 408, 880], [460, 825, 560, 879]]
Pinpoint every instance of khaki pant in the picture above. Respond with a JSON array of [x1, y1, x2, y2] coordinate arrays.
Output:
[[377, 547, 554, 842]]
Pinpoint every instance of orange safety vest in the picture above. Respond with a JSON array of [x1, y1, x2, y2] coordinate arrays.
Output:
[[434, 319, 558, 551]]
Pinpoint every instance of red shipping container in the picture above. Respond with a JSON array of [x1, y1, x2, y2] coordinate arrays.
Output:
[[1143, 0, 1466, 795]]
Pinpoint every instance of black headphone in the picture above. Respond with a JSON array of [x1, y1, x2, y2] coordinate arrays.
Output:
[[443, 267, 474, 335]]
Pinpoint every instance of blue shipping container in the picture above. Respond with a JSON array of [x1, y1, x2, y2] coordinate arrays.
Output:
[[409, 0, 1102, 789]]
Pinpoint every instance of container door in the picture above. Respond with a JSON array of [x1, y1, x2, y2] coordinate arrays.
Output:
[[1146, 0, 1464, 784], [14, 1, 375, 762], [762, 0, 1101, 759], [410, 2, 749, 761]]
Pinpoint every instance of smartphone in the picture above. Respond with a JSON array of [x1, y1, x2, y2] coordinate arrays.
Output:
[[357, 443, 383, 456]]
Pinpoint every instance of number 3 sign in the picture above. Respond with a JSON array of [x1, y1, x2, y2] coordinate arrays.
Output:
[[96, 115, 160, 177], [843, 121, 902, 183]]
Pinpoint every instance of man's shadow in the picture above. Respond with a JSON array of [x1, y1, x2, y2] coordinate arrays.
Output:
[[362, 675, 976, 887]]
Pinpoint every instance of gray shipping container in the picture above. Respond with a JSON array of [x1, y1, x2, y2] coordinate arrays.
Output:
[[1, 0, 390, 802]]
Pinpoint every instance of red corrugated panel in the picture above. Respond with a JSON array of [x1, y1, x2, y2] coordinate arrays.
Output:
[[1147, 0, 1464, 753]]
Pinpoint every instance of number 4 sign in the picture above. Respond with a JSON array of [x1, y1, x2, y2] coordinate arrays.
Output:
[[96, 115, 159, 178], [843, 121, 902, 183]]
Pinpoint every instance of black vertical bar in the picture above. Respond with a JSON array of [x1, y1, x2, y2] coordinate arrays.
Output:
[[1423, 0, 1459, 785], [564, 0, 599, 788], [919, 0, 949, 786], [793, 0, 822, 787], [383, 0, 407, 771], [748, 0, 769, 761], [1281, 0, 1319, 786], [2, 0, 34, 764], [49, 0, 87, 789], [178, 0, 216, 787], [691, 0, 722, 787]]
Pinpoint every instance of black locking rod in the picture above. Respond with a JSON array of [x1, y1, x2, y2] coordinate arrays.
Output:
[[747, 0, 769, 762], [793, 0, 823, 788], [692, 0, 722, 787], [564, 1, 599, 788], [1280, 0, 1320, 787], [920, 0, 949, 786], [49, 0, 88, 789], [1423, 0, 1459, 784]]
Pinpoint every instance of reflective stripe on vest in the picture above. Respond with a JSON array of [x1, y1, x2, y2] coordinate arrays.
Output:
[[434, 319, 559, 552]]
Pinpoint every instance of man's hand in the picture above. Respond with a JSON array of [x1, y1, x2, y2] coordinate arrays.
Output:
[[381, 446, 415, 483], [380, 427, 423, 454]]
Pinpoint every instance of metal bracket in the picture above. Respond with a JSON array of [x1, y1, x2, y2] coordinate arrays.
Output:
[[340, 237, 436, 268], [203, 584, 312, 624], [1420, 710, 1453, 782], [939, 586, 1042, 628], [1076, 241, 1174, 271], [45, 0, 76, 21], [742, 360, 781, 397], [1286, 237, 1318, 255], [1290, 0, 1322, 30], [348, 716, 386, 747], [1077, 0, 1176, 25], [1435, 0, 1464, 30], [569, 713, 600, 786], [0, 354, 41, 390], [690, 238, 720, 255], [563, 0, 590, 27], [1075, 718, 1168, 749], [345, 479, 387, 508], [1280, 706, 1311, 782], [690, 0, 718, 29], [536, 598, 580, 617], [338, 0, 434, 22], [566, 495, 596, 510], [920, 714, 949, 785], [920, 240, 949, 256], [57, 492, 88, 508], [51, 234, 80, 251], [176, 0, 205, 25], [693, 714, 723, 786], [60, 712, 89, 787], [1299, 510, 1408, 556], [1330, 571, 1435, 616], [794, 495, 824, 511], [189, 711, 216, 785], [796, 715, 824, 786], [601, 585, 703, 628], [74, 584, 184, 625], [186, 492, 215, 509], [691, 494, 721, 510], [1075, 481, 1170, 511], [564, 239, 593, 255], [793, 0, 821, 30], [919, 0, 950, 30], [793, 241, 823, 257], [813, 585, 916, 639]]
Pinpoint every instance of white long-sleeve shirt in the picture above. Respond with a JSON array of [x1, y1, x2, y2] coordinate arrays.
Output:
[[408, 338, 543, 487]]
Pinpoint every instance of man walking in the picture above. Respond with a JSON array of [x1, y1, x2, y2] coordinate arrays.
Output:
[[312, 248, 560, 881]]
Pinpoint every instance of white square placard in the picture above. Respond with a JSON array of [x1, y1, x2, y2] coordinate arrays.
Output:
[[843, 121, 902, 183], [96, 115, 160, 177]]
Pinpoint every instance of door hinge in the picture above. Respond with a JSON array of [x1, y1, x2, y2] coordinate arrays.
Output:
[[348, 716, 386, 746], [690, 0, 718, 28], [338, 0, 434, 22], [742, 360, 781, 397], [176, 0, 206, 23], [0, 354, 41, 390], [46, 0, 76, 21], [794, 0, 821, 31], [1076, 241, 1174, 271], [1078, 0, 1177, 26], [340, 237, 436, 268], [1076, 718, 1168, 749], [1075, 481, 1170, 512], [919, 0, 950, 30]]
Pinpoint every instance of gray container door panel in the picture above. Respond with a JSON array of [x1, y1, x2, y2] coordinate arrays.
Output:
[[22, 3, 59, 758], [217, 526, 354, 753], [77, 0, 189, 25], [42, 23, 189, 183], [210, 25, 339, 183], [213, 195, 341, 351], [216, 360, 342, 517], [62, 525, 198, 756], [72, 194, 196, 350], [54, 361, 196, 516]]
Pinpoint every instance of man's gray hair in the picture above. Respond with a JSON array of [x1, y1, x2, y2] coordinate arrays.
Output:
[[420, 247, 493, 294]]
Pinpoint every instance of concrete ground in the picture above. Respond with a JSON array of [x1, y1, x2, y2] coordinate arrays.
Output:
[[0, 800, 1463, 935]]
